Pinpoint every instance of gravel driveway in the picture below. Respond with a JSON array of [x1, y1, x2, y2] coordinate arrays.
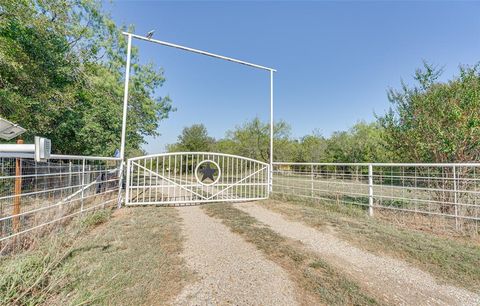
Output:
[[236, 202, 480, 306], [174, 206, 298, 305]]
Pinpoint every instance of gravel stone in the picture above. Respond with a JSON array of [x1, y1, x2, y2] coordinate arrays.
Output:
[[174, 206, 299, 306], [236, 202, 480, 306]]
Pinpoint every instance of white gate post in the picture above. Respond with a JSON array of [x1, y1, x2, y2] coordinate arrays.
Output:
[[368, 164, 374, 217], [117, 33, 132, 209], [269, 69, 274, 193]]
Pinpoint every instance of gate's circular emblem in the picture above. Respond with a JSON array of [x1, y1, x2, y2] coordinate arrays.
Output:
[[195, 160, 221, 186]]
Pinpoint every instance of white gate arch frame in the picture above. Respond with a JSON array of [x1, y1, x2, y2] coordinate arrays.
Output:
[[125, 152, 270, 206], [118, 32, 276, 207]]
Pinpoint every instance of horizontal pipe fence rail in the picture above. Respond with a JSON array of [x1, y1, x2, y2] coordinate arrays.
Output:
[[272, 162, 480, 234], [0, 153, 121, 250]]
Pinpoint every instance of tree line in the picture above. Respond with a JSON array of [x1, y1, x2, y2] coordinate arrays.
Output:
[[168, 62, 480, 164], [0, 0, 174, 156], [1, 1, 479, 163]]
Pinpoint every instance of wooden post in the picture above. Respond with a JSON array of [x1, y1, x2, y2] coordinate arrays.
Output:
[[13, 139, 23, 233]]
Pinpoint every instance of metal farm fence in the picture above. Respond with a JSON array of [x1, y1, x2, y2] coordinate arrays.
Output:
[[273, 162, 480, 234], [0, 154, 121, 249]]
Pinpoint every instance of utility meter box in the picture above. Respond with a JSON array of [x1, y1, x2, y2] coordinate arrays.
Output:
[[34, 136, 51, 162]]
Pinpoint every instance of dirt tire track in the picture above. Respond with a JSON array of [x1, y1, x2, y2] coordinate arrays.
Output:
[[236, 202, 480, 306], [174, 206, 298, 305]]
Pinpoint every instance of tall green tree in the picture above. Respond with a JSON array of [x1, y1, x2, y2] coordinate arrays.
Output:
[[0, 0, 174, 156], [168, 124, 214, 152], [295, 131, 327, 163], [323, 122, 389, 163], [220, 117, 294, 162], [378, 62, 480, 162]]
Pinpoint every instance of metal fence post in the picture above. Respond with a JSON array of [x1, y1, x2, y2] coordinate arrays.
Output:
[[81, 159, 85, 212], [368, 164, 374, 217], [310, 164, 314, 198], [68, 161, 72, 194], [453, 165, 459, 230]]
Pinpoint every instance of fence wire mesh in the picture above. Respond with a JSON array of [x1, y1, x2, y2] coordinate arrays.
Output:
[[0, 154, 121, 251], [273, 162, 480, 234]]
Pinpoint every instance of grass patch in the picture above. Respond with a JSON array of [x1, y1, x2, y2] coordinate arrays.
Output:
[[264, 196, 480, 293], [0, 207, 192, 305], [203, 203, 380, 305], [81, 209, 112, 228], [0, 209, 113, 305]]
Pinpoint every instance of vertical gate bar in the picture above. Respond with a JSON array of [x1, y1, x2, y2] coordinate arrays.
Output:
[[216, 155, 219, 199], [155, 156, 159, 202], [254, 161, 256, 197], [125, 159, 131, 205], [226, 156, 231, 199], [247, 160, 250, 198], [266, 164, 269, 197], [180, 155, 183, 202], [267, 163, 271, 198], [212, 154, 215, 200], [208, 154, 212, 201], [254, 162, 257, 198], [180, 155, 183, 183], [240, 158, 243, 198], [249, 161, 252, 198], [196, 154, 200, 200], [222, 155, 225, 199], [253, 161, 256, 198], [227, 156, 230, 198], [262, 164, 265, 198], [173, 155, 177, 202], [136, 160, 140, 203], [239, 158, 243, 198], [265, 165, 268, 198], [215, 154, 218, 201], [142, 159, 146, 203], [162, 156, 166, 201], [368, 164, 374, 217], [231, 157, 234, 199], [149, 158, 153, 202], [185, 154, 189, 201], [168, 155, 171, 201]]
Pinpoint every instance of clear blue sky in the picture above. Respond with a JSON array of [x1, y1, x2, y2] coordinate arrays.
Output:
[[103, 1, 480, 154]]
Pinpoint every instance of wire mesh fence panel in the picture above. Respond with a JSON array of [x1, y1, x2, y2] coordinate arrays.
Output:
[[273, 162, 480, 235], [0, 154, 121, 251]]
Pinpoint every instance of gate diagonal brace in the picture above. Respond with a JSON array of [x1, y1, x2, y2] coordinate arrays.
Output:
[[132, 162, 208, 200], [208, 166, 268, 200], [132, 161, 268, 202]]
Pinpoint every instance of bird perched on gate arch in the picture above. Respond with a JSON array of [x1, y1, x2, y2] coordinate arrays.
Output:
[[146, 30, 155, 39]]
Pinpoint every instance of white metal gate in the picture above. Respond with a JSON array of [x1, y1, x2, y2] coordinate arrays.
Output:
[[125, 152, 270, 205]]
